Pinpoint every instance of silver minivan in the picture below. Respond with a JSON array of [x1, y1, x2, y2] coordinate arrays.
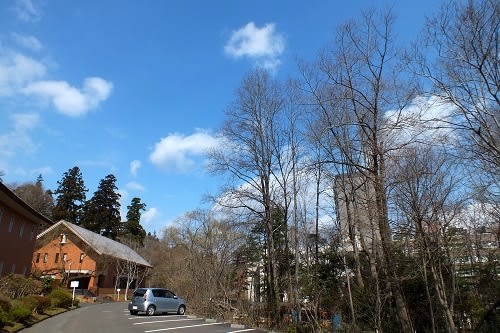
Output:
[[128, 288, 186, 316]]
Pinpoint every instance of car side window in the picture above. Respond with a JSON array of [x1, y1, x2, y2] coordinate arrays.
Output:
[[152, 289, 163, 297], [165, 290, 175, 298]]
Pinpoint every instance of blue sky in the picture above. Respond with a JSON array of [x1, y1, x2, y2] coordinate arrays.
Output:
[[0, 0, 445, 235]]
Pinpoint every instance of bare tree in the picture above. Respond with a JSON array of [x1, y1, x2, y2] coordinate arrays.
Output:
[[11, 175, 54, 221], [390, 145, 464, 333], [410, 0, 499, 198], [208, 68, 285, 328], [113, 238, 151, 300], [301, 8, 417, 332]]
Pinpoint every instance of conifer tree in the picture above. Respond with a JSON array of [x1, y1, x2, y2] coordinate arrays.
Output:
[[81, 174, 121, 239], [53, 167, 87, 224], [121, 197, 147, 247]]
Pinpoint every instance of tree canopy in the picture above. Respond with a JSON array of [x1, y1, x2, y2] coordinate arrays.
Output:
[[81, 174, 121, 240], [52, 166, 87, 224]]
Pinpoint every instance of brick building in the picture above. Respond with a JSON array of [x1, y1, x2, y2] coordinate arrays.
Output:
[[0, 181, 54, 277], [32, 220, 152, 296]]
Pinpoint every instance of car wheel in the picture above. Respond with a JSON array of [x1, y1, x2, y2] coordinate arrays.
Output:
[[177, 305, 186, 315], [146, 305, 156, 316], [130, 310, 138, 315]]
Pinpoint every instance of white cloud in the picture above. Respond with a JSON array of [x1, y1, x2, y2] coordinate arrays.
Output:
[[142, 207, 160, 224], [0, 50, 46, 95], [30, 166, 53, 178], [12, 112, 40, 131], [13, 0, 42, 22], [149, 130, 220, 172], [130, 160, 141, 177], [0, 113, 40, 159], [384, 96, 457, 147], [224, 22, 285, 71], [0, 44, 112, 116], [22, 77, 113, 116], [126, 181, 145, 192], [11, 33, 42, 51]]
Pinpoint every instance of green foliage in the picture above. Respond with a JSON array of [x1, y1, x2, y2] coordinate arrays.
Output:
[[0, 293, 12, 312], [41, 276, 55, 295], [121, 197, 147, 247], [81, 174, 121, 239], [0, 307, 9, 328], [53, 166, 88, 224], [31, 295, 51, 313], [8, 300, 31, 322], [0, 274, 42, 299], [48, 288, 76, 308], [18, 296, 38, 313]]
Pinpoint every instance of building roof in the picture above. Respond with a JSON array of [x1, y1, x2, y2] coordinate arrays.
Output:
[[38, 220, 152, 268], [0, 181, 54, 227]]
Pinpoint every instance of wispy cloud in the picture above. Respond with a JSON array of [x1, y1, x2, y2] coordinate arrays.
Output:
[[142, 207, 160, 224], [130, 160, 141, 177], [149, 130, 220, 172], [13, 0, 42, 22], [11, 33, 42, 51], [0, 113, 40, 160], [22, 77, 113, 116], [126, 181, 145, 192], [224, 22, 285, 71], [0, 50, 46, 95], [384, 96, 457, 147]]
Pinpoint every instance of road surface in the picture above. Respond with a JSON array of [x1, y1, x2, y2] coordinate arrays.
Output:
[[20, 301, 271, 333]]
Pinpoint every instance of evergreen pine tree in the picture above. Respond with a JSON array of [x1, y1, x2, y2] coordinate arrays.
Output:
[[53, 166, 87, 224], [121, 197, 147, 247], [81, 174, 121, 239]]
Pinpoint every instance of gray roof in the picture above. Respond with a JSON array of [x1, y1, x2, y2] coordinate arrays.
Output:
[[38, 220, 152, 267]]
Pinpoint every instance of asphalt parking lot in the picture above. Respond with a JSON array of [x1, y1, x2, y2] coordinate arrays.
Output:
[[20, 301, 272, 333]]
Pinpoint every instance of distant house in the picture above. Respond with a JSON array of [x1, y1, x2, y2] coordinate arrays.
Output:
[[0, 181, 54, 278], [32, 220, 152, 297]]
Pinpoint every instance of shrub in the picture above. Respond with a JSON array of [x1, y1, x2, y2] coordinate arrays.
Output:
[[41, 276, 55, 295], [18, 296, 38, 313], [0, 293, 12, 312], [31, 295, 51, 313], [0, 274, 42, 299], [8, 301, 31, 323], [48, 288, 76, 308], [0, 307, 9, 328]]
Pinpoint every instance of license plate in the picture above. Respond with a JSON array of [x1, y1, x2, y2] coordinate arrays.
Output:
[[132, 306, 138, 310]]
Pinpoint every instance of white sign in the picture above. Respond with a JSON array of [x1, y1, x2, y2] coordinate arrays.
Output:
[[70, 281, 79, 288]]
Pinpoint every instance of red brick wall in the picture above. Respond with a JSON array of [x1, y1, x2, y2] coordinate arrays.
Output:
[[0, 203, 38, 277], [32, 235, 98, 289]]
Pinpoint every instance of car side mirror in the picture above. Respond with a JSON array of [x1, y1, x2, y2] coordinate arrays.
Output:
[[174, 296, 178, 299]]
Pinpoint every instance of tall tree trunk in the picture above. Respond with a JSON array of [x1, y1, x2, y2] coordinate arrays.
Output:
[[373, 167, 414, 333], [422, 256, 437, 333]]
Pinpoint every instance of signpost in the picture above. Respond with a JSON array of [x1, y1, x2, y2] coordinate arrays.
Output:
[[70, 280, 79, 307]]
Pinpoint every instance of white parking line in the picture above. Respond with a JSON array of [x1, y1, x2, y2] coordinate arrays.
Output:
[[226, 329, 257, 333], [127, 315, 187, 320], [134, 318, 197, 325], [144, 322, 226, 332]]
